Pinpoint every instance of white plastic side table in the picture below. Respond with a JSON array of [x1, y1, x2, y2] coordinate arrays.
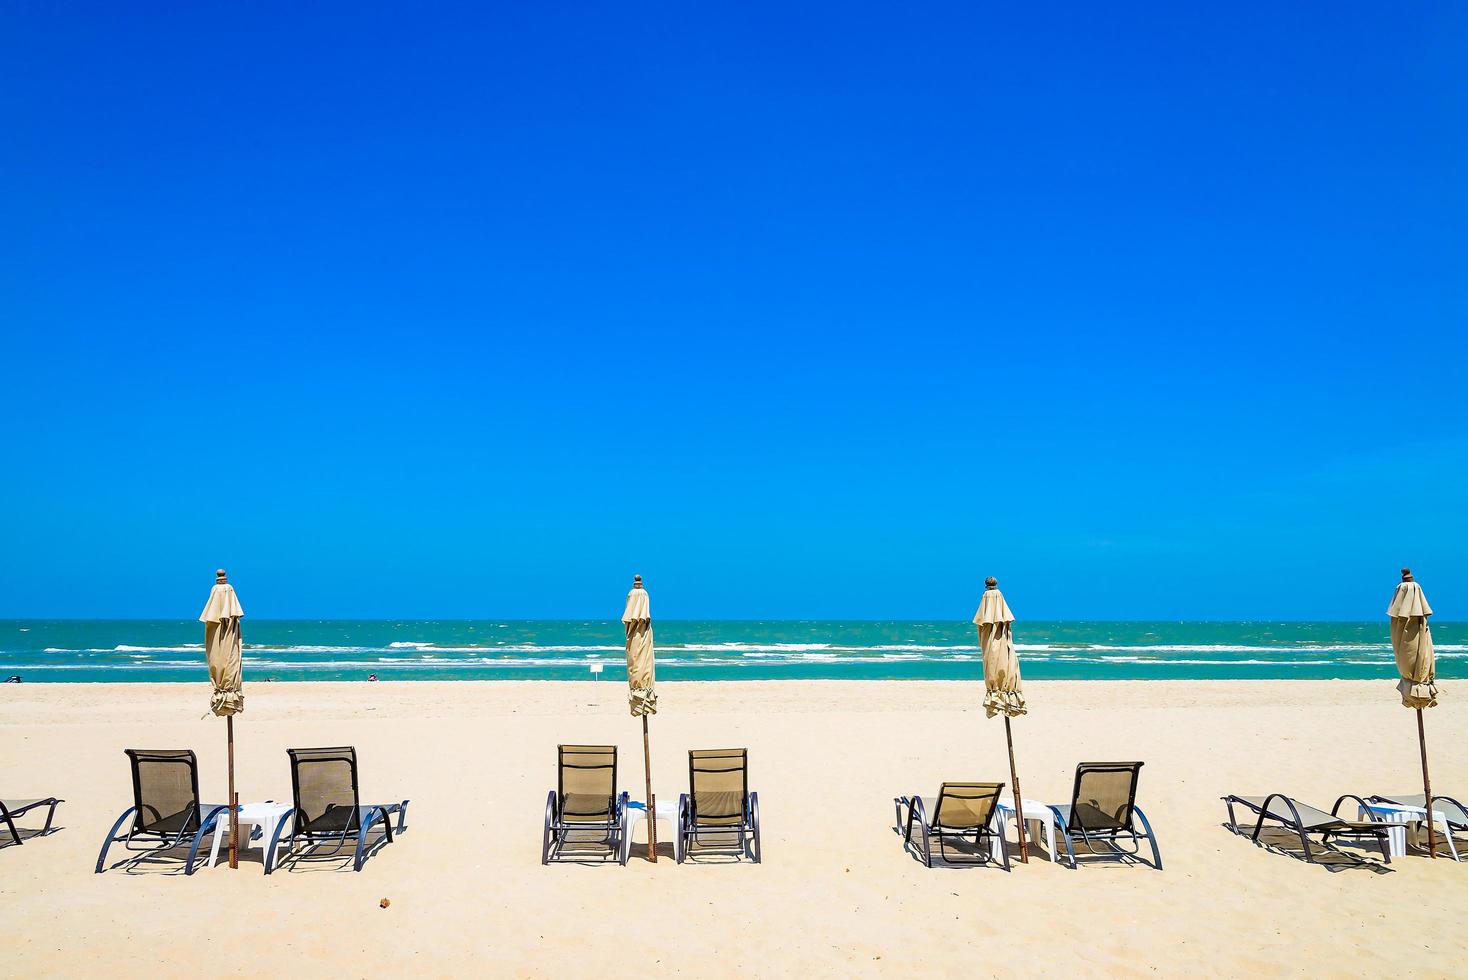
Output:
[[625, 799, 681, 863], [996, 797, 1062, 864], [1359, 803, 1460, 861], [208, 801, 293, 872]]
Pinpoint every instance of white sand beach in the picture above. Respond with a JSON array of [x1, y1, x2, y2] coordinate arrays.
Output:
[[2, 680, 1465, 977]]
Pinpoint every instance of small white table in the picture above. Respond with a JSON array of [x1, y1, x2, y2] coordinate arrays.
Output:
[[625, 799, 681, 862], [1358, 803, 1461, 861], [208, 801, 294, 872], [996, 797, 1063, 864]]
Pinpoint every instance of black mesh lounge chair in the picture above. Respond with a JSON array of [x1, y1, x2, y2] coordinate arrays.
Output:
[[265, 747, 409, 873], [893, 782, 1009, 869], [1365, 793, 1466, 861], [95, 749, 228, 874], [1048, 762, 1161, 870], [1, 797, 63, 846], [677, 748, 760, 864], [1223, 793, 1399, 865], [542, 744, 628, 865]]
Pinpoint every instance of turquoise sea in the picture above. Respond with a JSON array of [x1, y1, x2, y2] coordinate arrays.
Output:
[[0, 620, 1460, 682]]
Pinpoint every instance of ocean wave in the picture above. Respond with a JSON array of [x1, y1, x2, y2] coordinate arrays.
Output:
[[21, 640, 1455, 658], [115, 644, 203, 652], [1095, 657, 1337, 666]]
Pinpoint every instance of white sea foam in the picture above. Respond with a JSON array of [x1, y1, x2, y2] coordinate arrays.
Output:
[[114, 644, 203, 652]]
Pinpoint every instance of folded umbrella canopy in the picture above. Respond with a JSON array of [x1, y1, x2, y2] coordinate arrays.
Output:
[[201, 572, 244, 716], [200, 569, 243, 868], [1390, 568, 1440, 858], [1389, 572, 1437, 709], [975, 582, 1025, 719], [622, 577, 657, 717]]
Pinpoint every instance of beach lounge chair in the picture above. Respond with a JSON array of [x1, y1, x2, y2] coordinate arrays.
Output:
[[1223, 793, 1397, 865], [265, 747, 409, 873], [677, 748, 760, 864], [542, 744, 628, 865], [894, 782, 1009, 869], [1, 797, 63, 846], [1366, 793, 1467, 860], [1049, 761, 1162, 870], [95, 749, 229, 874]]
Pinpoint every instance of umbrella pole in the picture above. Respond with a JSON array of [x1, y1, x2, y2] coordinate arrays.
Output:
[[227, 714, 238, 869], [641, 714, 657, 862], [1003, 715, 1029, 863], [1417, 708, 1436, 860]]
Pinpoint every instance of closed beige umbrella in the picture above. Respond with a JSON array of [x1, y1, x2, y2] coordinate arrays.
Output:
[[1389, 572, 1436, 709], [975, 576, 1029, 862], [1389, 568, 1440, 857], [199, 569, 243, 868], [623, 577, 657, 717], [622, 574, 658, 861], [976, 581, 1025, 719], [202, 573, 244, 716]]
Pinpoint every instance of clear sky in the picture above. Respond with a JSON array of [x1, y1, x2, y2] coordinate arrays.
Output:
[[2, 3, 1464, 620]]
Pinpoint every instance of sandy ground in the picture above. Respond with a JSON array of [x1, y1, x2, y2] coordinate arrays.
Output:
[[2, 680, 1465, 978]]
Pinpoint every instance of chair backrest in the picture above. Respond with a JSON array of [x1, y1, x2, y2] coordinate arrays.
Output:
[[933, 782, 1004, 830], [125, 749, 202, 835], [1067, 761, 1143, 832], [558, 744, 617, 821], [689, 748, 748, 826], [288, 746, 362, 833]]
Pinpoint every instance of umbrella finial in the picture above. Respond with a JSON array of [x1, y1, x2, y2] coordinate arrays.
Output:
[[985, 576, 998, 589], [216, 568, 228, 584], [1402, 567, 1414, 582], [633, 574, 643, 590]]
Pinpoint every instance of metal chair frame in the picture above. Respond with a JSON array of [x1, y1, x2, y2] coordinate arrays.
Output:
[[1049, 762, 1162, 870], [893, 784, 1010, 870], [95, 750, 228, 875]]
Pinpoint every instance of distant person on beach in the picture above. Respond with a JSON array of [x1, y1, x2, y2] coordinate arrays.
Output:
[[368, 673, 379, 682], [4, 675, 20, 683]]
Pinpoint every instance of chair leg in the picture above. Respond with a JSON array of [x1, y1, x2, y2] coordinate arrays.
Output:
[[676, 796, 687, 866], [617, 792, 629, 866], [542, 791, 557, 865], [265, 812, 295, 875], [95, 808, 138, 873], [186, 806, 228, 876], [750, 792, 761, 864], [1133, 806, 1162, 871], [1057, 823, 1078, 869], [185, 827, 209, 875], [355, 808, 386, 872]]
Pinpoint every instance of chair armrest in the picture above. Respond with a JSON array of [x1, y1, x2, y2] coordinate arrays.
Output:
[[1331, 794, 1373, 818]]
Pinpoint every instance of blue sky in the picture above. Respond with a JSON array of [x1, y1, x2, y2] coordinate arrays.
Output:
[[2, 2, 1464, 619]]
